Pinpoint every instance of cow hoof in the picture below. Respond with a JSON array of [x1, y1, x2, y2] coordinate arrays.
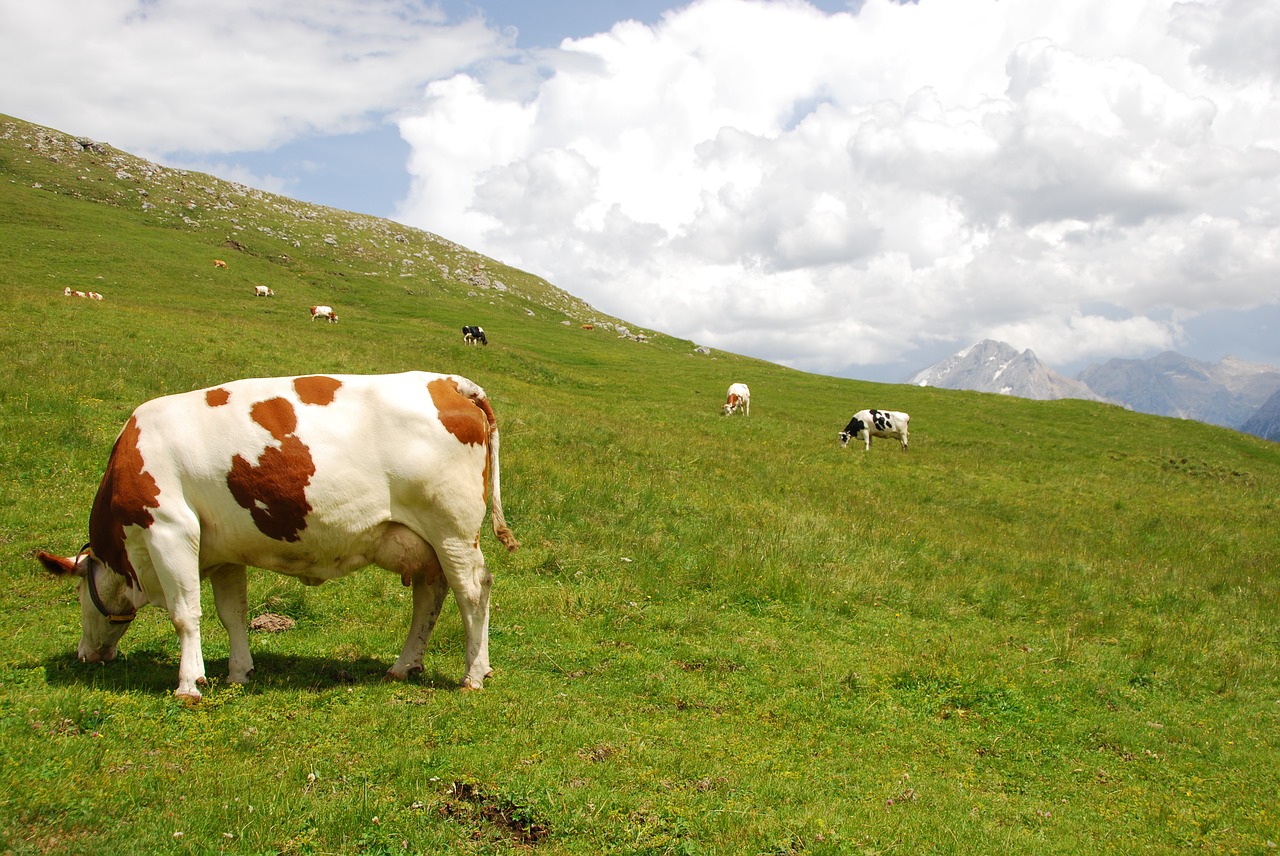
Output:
[[385, 665, 423, 681], [175, 690, 202, 705]]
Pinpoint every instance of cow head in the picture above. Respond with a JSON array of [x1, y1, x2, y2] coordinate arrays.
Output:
[[839, 417, 865, 447], [37, 548, 136, 664]]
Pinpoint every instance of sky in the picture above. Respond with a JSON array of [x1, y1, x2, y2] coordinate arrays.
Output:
[[3, 0, 1279, 382]]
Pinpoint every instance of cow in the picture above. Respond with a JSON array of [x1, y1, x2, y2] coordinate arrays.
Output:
[[839, 409, 910, 451], [254, 286, 275, 297], [722, 383, 751, 416], [87, 291, 104, 301], [310, 305, 338, 323], [462, 325, 487, 346], [63, 287, 88, 298], [213, 259, 228, 269], [36, 372, 518, 701]]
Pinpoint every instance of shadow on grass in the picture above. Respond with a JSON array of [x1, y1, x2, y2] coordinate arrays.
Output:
[[41, 648, 459, 695]]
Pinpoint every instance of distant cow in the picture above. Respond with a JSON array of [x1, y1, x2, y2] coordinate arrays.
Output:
[[839, 409, 910, 451], [64, 287, 88, 298], [723, 383, 751, 416], [87, 291, 104, 300], [462, 325, 487, 346], [254, 286, 275, 297], [36, 371, 518, 700], [213, 259, 228, 269], [311, 305, 338, 323]]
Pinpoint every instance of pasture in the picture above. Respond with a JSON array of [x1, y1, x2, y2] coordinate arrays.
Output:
[[2, 115, 1279, 854]]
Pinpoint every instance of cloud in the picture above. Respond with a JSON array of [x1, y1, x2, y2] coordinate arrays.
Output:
[[0, 0, 508, 156], [394, 0, 1280, 376]]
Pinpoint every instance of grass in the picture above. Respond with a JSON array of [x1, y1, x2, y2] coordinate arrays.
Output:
[[2, 113, 1279, 854]]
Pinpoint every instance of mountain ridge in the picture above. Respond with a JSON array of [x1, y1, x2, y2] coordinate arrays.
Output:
[[909, 339, 1109, 403], [910, 340, 1280, 435]]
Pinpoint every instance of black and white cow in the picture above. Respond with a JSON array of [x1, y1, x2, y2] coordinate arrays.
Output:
[[462, 325, 488, 346], [839, 409, 909, 451]]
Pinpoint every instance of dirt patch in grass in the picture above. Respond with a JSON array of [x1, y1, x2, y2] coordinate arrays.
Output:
[[442, 781, 550, 847]]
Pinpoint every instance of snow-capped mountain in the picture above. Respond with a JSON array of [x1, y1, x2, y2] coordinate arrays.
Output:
[[909, 340, 1108, 402]]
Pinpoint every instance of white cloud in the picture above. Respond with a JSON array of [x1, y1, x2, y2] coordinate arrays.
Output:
[[0, 0, 507, 156], [394, 0, 1280, 376]]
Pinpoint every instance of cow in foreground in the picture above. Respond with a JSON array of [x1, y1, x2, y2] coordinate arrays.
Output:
[[37, 372, 518, 700], [839, 409, 910, 451], [723, 383, 750, 416], [462, 325, 487, 346], [310, 305, 338, 323], [254, 285, 275, 297]]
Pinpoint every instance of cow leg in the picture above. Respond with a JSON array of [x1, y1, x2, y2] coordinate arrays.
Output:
[[435, 537, 493, 690], [209, 564, 253, 684], [374, 524, 448, 680], [144, 530, 207, 701], [388, 568, 449, 680]]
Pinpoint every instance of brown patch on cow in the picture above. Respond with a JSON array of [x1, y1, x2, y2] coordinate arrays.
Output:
[[206, 388, 231, 407], [88, 416, 160, 586], [248, 397, 298, 441], [427, 378, 488, 447], [227, 398, 314, 542], [294, 375, 342, 406]]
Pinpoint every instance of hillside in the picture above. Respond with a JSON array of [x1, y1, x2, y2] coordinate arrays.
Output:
[[3, 115, 1280, 854]]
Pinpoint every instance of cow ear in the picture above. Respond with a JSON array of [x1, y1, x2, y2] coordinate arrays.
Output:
[[36, 550, 84, 577]]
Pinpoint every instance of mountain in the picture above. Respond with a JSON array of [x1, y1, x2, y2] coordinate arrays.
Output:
[[1240, 386, 1280, 441], [1076, 352, 1280, 428], [909, 339, 1109, 402]]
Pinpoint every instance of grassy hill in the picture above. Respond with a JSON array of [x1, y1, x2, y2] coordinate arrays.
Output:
[[2, 114, 1278, 854]]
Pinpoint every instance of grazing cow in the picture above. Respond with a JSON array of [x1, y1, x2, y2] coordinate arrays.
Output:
[[839, 409, 910, 451], [310, 305, 338, 323], [462, 325, 488, 346], [63, 287, 88, 298], [213, 259, 228, 269], [722, 383, 751, 416], [36, 372, 518, 700], [87, 291, 104, 301], [254, 286, 275, 297]]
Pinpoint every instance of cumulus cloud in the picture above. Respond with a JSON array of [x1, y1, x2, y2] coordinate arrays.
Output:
[[395, 0, 1280, 377], [0, 0, 507, 156]]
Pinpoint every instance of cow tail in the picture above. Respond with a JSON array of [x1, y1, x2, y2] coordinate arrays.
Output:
[[487, 419, 519, 552], [462, 380, 518, 552]]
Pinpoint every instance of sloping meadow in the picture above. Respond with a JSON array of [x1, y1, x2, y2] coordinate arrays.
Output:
[[2, 116, 1278, 854]]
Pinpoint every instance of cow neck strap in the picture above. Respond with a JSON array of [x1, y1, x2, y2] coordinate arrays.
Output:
[[78, 543, 137, 624]]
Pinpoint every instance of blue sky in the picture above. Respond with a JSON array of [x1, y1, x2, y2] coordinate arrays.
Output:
[[3, 0, 1279, 381]]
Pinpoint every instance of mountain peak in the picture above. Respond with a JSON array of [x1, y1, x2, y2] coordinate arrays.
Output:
[[911, 341, 1107, 402]]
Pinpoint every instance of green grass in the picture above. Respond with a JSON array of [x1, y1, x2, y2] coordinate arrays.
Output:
[[2, 114, 1279, 854]]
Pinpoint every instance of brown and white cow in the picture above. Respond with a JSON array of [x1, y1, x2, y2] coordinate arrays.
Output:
[[63, 287, 88, 298], [722, 382, 750, 416], [310, 305, 338, 323], [87, 291, 104, 300], [254, 285, 275, 297], [37, 372, 518, 700]]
